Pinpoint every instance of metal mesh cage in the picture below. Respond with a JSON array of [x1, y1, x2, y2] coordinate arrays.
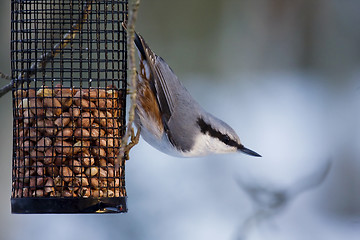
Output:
[[11, 0, 128, 213]]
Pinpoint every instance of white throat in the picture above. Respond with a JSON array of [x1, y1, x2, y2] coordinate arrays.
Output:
[[181, 132, 237, 157]]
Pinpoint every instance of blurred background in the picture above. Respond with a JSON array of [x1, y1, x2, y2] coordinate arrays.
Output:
[[1, 0, 360, 239]]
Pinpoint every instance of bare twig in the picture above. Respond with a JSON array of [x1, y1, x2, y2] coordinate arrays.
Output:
[[0, 0, 93, 98], [117, 0, 141, 165], [0, 81, 13, 98], [0, 72, 11, 81], [235, 159, 332, 239]]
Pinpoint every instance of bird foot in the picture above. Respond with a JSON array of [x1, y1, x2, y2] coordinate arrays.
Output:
[[123, 127, 141, 160]]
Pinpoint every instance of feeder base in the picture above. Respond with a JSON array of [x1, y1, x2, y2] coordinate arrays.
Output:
[[11, 197, 127, 214]]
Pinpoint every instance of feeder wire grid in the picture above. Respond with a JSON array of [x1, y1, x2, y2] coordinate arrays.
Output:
[[11, 0, 128, 214]]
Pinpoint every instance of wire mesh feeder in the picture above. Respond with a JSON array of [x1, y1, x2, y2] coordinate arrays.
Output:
[[11, 0, 128, 213]]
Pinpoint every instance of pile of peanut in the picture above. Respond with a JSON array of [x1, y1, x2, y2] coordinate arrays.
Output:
[[12, 85, 126, 198]]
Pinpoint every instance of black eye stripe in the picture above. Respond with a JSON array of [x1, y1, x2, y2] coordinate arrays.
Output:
[[197, 118, 239, 147]]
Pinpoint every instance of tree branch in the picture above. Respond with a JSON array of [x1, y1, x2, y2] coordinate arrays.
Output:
[[118, 0, 141, 164], [0, 80, 14, 97]]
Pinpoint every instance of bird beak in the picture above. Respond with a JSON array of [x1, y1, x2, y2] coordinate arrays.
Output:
[[238, 145, 262, 157]]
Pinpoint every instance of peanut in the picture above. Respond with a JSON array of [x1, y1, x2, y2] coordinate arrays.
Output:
[[85, 167, 99, 177], [54, 140, 73, 155], [28, 89, 36, 98], [114, 189, 120, 197], [29, 128, 41, 141], [56, 88, 73, 108], [89, 126, 104, 138], [92, 109, 106, 126], [74, 128, 90, 138], [71, 159, 83, 174], [56, 128, 73, 139], [97, 99, 113, 110], [90, 177, 99, 188], [109, 178, 120, 188], [34, 162, 45, 176], [99, 158, 107, 167], [29, 98, 45, 116], [43, 148, 56, 164], [74, 98, 96, 110], [23, 109, 34, 125], [14, 89, 27, 99], [99, 168, 107, 178], [75, 174, 89, 187], [106, 89, 119, 99], [36, 87, 54, 97], [44, 178, 55, 194], [69, 107, 81, 118], [77, 111, 93, 128], [46, 164, 59, 177], [21, 140, 34, 151], [54, 155, 66, 166], [36, 137, 52, 151], [35, 119, 57, 136], [29, 150, 44, 161], [19, 98, 29, 109], [54, 112, 71, 127], [79, 187, 91, 198], [61, 190, 74, 197], [45, 109, 55, 118], [32, 189, 44, 197], [91, 147, 106, 158], [103, 189, 115, 197], [43, 97, 62, 115], [97, 89, 106, 99], [91, 189, 103, 198], [107, 164, 115, 178], [60, 166, 74, 182], [13, 86, 125, 199], [73, 140, 90, 154], [80, 153, 95, 166]]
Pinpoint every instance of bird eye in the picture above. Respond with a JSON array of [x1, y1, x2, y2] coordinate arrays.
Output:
[[222, 135, 231, 144]]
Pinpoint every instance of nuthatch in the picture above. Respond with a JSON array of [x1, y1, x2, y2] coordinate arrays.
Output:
[[123, 23, 261, 158]]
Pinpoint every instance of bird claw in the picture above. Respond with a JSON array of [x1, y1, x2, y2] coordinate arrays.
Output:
[[123, 127, 141, 160], [115, 127, 140, 170]]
